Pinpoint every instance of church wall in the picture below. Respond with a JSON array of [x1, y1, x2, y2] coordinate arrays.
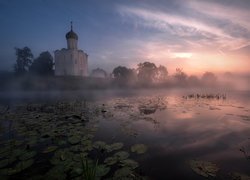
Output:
[[67, 38, 77, 49], [55, 49, 88, 77], [55, 25, 88, 77]]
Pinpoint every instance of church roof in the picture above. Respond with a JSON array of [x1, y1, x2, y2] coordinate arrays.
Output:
[[66, 22, 78, 40]]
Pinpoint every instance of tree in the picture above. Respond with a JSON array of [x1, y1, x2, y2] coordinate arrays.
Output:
[[30, 51, 54, 75], [174, 68, 187, 83], [188, 75, 200, 86], [91, 68, 107, 78], [201, 72, 217, 85], [113, 66, 130, 79], [156, 65, 168, 82], [112, 66, 136, 85], [14, 47, 33, 75], [137, 62, 157, 84]]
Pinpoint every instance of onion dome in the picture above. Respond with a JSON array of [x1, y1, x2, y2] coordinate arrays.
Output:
[[65, 22, 78, 40]]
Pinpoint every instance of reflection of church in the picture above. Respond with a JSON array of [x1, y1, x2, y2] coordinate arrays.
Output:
[[55, 22, 88, 76]]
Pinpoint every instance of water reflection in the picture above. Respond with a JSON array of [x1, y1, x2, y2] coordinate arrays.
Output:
[[96, 93, 250, 179]]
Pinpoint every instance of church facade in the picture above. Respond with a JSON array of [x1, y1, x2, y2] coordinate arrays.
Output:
[[54, 23, 88, 76]]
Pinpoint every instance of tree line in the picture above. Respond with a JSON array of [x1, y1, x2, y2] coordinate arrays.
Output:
[[14, 46, 217, 87], [14, 47, 54, 76]]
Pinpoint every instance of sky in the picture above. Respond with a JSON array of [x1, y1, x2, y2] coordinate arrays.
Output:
[[0, 0, 250, 75]]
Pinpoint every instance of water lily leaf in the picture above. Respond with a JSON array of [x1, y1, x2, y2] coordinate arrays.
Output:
[[45, 166, 67, 180], [72, 152, 88, 162], [15, 159, 34, 172], [13, 148, 26, 157], [70, 145, 81, 152], [231, 172, 250, 180], [0, 151, 9, 159], [104, 156, 117, 166], [50, 149, 75, 165], [114, 151, 129, 161], [0, 157, 16, 168], [42, 146, 58, 153], [19, 151, 37, 161], [68, 136, 81, 145], [93, 141, 107, 149], [131, 144, 147, 154], [114, 167, 133, 178], [189, 160, 219, 177], [58, 140, 67, 146], [96, 164, 110, 177], [69, 167, 83, 178], [107, 143, 124, 152], [0, 167, 20, 176], [120, 159, 139, 169]]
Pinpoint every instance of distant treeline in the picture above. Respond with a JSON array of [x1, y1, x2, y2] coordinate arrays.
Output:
[[0, 46, 234, 91]]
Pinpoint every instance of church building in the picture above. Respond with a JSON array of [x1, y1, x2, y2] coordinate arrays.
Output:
[[55, 22, 88, 76]]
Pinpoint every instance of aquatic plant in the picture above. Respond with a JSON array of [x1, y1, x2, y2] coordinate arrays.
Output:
[[131, 144, 147, 154], [81, 157, 98, 180], [189, 160, 219, 178]]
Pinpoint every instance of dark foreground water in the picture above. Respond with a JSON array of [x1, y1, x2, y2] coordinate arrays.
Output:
[[0, 89, 249, 180]]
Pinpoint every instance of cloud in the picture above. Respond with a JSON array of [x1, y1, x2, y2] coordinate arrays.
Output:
[[117, 3, 250, 51]]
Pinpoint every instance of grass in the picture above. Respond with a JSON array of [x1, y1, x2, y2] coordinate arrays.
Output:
[[81, 156, 98, 180]]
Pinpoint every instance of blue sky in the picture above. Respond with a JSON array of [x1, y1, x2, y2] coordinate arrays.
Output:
[[0, 0, 250, 74]]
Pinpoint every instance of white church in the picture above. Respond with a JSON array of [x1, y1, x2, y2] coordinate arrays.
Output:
[[54, 22, 88, 76]]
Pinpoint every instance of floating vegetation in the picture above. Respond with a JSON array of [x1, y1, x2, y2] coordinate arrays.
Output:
[[95, 164, 110, 177], [131, 144, 147, 154], [93, 141, 107, 150], [19, 151, 37, 161], [104, 156, 118, 166], [114, 167, 133, 179], [107, 142, 124, 152], [139, 105, 157, 115], [68, 135, 81, 145], [183, 93, 226, 100], [230, 172, 250, 180], [189, 160, 219, 177], [114, 151, 130, 161], [120, 159, 139, 170], [1, 93, 247, 179], [82, 159, 98, 180], [42, 146, 58, 153]]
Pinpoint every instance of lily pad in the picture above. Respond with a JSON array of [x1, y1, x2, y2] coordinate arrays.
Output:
[[189, 160, 219, 177], [231, 172, 250, 180], [93, 141, 106, 149], [42, 146, 58, 153], [45, 166, 67, 180], [120, 159, 139, 169], [69, 167, 83, 178], [0, 157, 16, 168], [68, 136, 81, 145], [104, 156, 117, 166], [96, 164, 110, 177], [114, 167, 133, 179], [106, 143, 124, 152], [114, 151, 129, 161], [15, 159, 34, 172], [131, 144, 147, 154], [19, 151, 37, 161]]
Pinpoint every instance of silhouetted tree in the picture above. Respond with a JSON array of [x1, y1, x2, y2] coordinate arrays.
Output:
[[137, 62, 157, 84], [201, 72, 217, 85], [30, 51, 54, 75], [112, 66, 136, 85], [156, 65, 168, 82], [174, 68, 187, 83], [14, 47, 33, 75], [113, 66, 130, 78], [91, 68, 107, 78], [188, 75, 200, 86]]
